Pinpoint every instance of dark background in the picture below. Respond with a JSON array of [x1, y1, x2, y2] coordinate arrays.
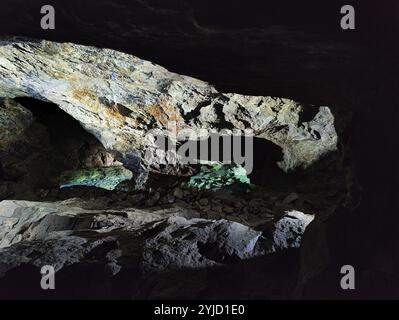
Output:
[[0, 0, 398, 298], [0, 0, 397, 98]]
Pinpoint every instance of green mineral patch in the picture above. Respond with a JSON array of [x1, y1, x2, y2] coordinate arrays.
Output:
[[188, 161, 251, 190], [59, 166, 133, 190]]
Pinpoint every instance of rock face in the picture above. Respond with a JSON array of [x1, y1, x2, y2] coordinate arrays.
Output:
[[0, 98, 34, 147], [272, 210, 315, 251], [0, 39, 337, 186], [0, 199, 312, 287], [142, 217, 265, 272]]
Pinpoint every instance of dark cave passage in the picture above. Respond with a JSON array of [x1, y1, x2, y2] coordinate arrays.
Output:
[[0, 97, 120, 200], [14, 97, 127, 173], [14, 97, 94, 150]]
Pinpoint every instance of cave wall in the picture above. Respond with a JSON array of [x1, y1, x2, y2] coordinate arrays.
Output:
[[0, 39, 338, 182], [0, 0, 397, 298]]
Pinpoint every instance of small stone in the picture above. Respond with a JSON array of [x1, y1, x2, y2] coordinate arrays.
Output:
[[157, 187, 166, 194], [130, 193, 145, 204], [212, 205, 223, 213], [179, 182, 187, 189], [173, 188, 184, 199], [223, 206, 235, 214], [282, 193, 299, 204], [207, 211, 221, 220], [198, 198, 209, 206], [233, 201, 243, 208], [152, 191, 161, 202], [249, 206, 259, 214], [167, 194, 175, 204], [249, 198, 264, 207], [241, 206, 249, 215]]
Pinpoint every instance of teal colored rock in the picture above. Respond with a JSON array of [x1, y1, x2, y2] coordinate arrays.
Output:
[[188, 161, 251, 190], [59, 166, 133, 190]]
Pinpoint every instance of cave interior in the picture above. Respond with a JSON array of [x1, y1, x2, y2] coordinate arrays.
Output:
[[0, 0, 398, 300]]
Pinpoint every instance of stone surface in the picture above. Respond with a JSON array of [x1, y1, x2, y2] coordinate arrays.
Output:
[[272, 210, 315, 251], [173, 187, 184, 199], [142, 217, 265, 272], [0, 199, 312, 278], [0, 39, 337, 186]]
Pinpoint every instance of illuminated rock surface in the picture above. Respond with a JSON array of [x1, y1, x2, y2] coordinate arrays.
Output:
[[0, 39, 337, 187], [0, 199, 312, 275]]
